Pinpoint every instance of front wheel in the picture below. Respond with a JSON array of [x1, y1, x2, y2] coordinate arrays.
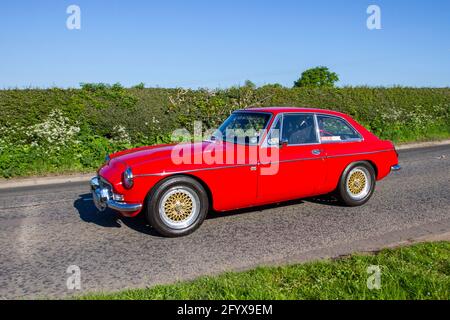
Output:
[[146, 176, 209, 237], [337, 161, 376, 206]]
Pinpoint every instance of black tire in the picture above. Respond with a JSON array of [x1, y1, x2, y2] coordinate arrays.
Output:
[[145, 176, 209, 237], [337, 161, 376, 206]]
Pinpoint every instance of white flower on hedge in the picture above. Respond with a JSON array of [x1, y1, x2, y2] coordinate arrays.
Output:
[[0, 124, 29, 147], [27, 109, 80, 147], [111, 125, 131, 144], [152, 116, 160, 124], [382, 108, 402, 122]]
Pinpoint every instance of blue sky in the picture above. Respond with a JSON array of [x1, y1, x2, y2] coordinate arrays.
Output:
[[0, 0, 449, 88]]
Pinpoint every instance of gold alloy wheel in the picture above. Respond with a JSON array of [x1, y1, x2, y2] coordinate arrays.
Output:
[[347, 170, 367, 195], [163, 191, 194, 222], [345, 167, 371, 200], [159, 186, 201, 230]]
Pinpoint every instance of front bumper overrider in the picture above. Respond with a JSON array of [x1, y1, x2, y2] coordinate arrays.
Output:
[[90, 176, 142, 212]]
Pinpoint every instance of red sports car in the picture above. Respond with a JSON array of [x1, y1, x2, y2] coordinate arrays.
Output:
[[91, 107, 400, 237]]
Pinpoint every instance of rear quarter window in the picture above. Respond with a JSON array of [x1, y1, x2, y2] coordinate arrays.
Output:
[[317, 115, 361, 143]]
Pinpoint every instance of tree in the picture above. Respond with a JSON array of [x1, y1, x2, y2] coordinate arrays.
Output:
[[260, 83, 284, 89], [293, 66, 339, 88], [132, 82, 145, 89], [243, 80, 256, 89]]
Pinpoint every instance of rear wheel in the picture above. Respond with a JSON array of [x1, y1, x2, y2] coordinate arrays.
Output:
[[146, 176, 209, 237], [337, 162, 376, 206]]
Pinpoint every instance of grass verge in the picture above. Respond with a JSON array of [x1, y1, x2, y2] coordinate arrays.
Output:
[[81, 241, 450, 300]]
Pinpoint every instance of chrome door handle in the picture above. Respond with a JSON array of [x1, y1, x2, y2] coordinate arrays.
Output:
[[312, 149, 321, 155], [250, 166, 257, 171]]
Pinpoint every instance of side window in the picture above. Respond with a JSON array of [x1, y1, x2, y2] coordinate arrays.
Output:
[[317, 115, 361, 143], [281, 114, 318, 145], [267, 117, 281, 145]]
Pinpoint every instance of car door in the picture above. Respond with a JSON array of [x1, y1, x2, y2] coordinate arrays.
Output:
[[315, 114, 365, 194], [197, 141, 259, 211], [257, 113, 327, 204], [195, 112, 270, 211]]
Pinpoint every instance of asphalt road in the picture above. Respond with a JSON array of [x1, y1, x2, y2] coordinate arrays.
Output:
[[0, 145, 449, 299]]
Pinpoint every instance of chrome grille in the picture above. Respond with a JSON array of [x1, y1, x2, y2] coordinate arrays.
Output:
[[99, 177, 113, 197]]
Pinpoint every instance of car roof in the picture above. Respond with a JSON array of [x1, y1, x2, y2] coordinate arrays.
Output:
[[235, 106, 348, 117]]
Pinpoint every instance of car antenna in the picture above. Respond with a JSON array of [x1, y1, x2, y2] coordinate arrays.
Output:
[[243, 94, 274, 109]]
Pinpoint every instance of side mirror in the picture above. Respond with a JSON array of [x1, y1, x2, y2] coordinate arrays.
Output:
[[267, 137, 288, 147], [249, 136, 259, 144], [279, 138, 288, 148], [267, 137, 279, 146]]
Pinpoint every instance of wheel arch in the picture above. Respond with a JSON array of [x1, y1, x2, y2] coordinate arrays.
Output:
[[361, 159, 378, 179], [333, 159, 378, 192], [144, 173, 214, 212], [342, 159, 378, 178], [336, 159, 377, 206]]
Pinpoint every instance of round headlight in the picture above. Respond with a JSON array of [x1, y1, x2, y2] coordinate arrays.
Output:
[[122, 167, 134, 189]]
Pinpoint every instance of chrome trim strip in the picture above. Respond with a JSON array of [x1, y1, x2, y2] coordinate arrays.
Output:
[[326, 149, 393, 159], [261, 113, 282, 148], [281, 141, 322, 147], [313, 113, 321, 144], [253, 149, 393, 166], [134, 149, 395, 177], [106, 200, 142, 212], [135, 163, 256, 177], [260, 156, 324, 166]]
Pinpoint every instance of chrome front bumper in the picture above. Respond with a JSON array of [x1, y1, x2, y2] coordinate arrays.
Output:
[[90, 177, 142, 212]]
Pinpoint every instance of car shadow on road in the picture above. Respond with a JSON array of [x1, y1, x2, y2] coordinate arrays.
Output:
[[205, 198, 305, 220], [73, 193, 160, 236], [74, 193, 345, 236], [303, 194, 347, 207], [206, 194, 344, 220]]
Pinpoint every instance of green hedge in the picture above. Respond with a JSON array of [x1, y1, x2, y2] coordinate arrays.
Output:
[[0, 85, 449, 178]]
